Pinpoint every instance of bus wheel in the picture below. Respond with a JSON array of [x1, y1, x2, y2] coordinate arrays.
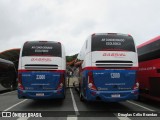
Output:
[[62, 87, 66, 100], [10, 84, 14, 91], [137, 95, 145, 102], [62, 95, 65, 100], [80, 91, 84, 102]]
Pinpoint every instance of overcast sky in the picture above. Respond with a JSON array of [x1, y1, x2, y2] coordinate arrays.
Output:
[[0, 0, 160, 55]]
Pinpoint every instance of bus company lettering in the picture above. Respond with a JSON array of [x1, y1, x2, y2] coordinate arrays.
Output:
[[32, 46, 53, 50], [103, 53, 126, 57], [31, 58, 52, 62]]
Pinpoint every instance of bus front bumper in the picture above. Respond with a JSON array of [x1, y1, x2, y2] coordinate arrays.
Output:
[[18, 89, 65, 99]]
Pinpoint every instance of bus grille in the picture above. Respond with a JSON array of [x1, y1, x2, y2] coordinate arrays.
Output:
[[25, 64, 58, 70], [95, 60, 133, 67]]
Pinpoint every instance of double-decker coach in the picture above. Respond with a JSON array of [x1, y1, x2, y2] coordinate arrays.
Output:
[[75, 33, 139, 102], [18, 41, 66, 99], [137, 36, 160, 102]]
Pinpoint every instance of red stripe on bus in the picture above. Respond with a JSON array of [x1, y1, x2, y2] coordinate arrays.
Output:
[[82, 67, 138, 71], [137, 36, 160, 48]]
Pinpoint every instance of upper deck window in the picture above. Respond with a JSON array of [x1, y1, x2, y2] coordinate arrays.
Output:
[[22, 41, 62, 57], [138, 39, 160, 62], [91, 35, 135, 52]]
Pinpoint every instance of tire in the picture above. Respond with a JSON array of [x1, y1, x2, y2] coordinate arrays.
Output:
[[137, 95, 145, 102], [10, 84, 14, 91], [79, 86, 84, 102], [62, 86, 66, 100], [80, 92, 84, 101]]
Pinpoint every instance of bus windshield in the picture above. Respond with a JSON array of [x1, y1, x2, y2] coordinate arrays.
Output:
[[22, 41, 62, 57], [91, 35, 135, 52]]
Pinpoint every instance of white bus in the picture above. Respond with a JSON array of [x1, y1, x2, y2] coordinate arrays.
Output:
[[75, 33, 139, 102], [18, 41, 66, 99]]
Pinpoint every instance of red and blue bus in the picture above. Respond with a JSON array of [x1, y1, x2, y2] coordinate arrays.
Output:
[[75, 33, 139, 102], [18, 41, 66, 99], [137, 36, 160, 102]]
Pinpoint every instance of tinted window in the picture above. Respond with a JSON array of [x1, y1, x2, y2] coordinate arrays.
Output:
[[22, 41, 62, 57], [138, 39, 160, 62], [138, 39, 160, 56], [91, 35, 135, 52]]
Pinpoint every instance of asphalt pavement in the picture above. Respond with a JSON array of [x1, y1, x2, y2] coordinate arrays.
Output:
[[0, 77, 160, 120]]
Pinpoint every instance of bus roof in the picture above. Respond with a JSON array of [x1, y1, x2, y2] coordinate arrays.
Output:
[[0, 58, 14, 65], [24, 41, 61, 43], [137, 36, 160, 48], [92, 33, 131, 37]]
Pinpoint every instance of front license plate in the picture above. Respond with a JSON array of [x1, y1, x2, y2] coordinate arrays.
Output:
[[36, 93, 44, 96], [111, 94, 120, 98]]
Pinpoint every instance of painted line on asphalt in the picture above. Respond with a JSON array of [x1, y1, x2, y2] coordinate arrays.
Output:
[[116, 116, 131, 120], [115, 100, 155, 120], [127, 100, 155, 111], [70, 88, 80, 115], [2, 99, 28, 120], [0, 90, 16, 95], [67, 116, 77, 120], [17, 117, 29, 120], [4, 99, 27, 111], [68, 88, 79, 120]]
